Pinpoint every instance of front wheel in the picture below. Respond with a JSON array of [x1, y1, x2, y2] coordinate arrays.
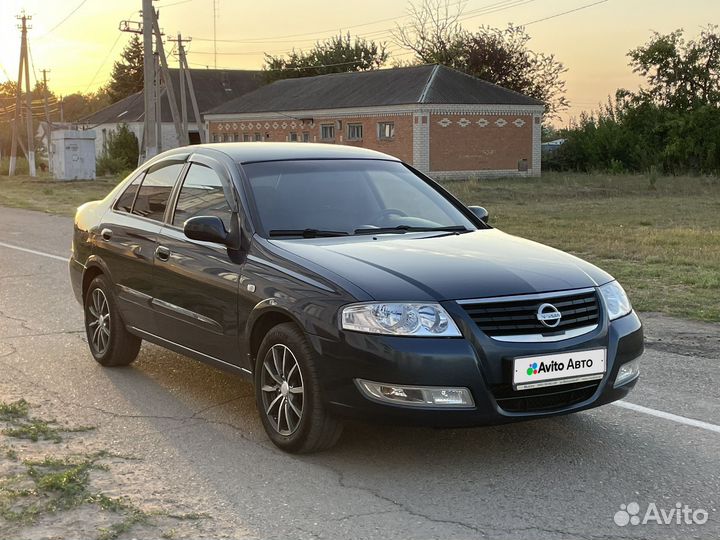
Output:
[[84, 275, 141, 367], [255, 323, 343, 453]]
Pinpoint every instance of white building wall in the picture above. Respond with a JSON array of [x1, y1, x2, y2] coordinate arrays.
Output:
[[531, 113, 543, 177], [412, 112, 430, 172], [89, 122, 201, 158]]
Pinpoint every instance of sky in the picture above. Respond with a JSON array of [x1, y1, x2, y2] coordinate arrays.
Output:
[[1, 0, 718, 125]]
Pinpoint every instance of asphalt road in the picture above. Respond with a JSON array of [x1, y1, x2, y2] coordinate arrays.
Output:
[[1, 206, 719, 540]]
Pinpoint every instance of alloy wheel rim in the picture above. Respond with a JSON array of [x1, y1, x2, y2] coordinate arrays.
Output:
[[260, 344, 304, 436], [88, 288, 111, 355]]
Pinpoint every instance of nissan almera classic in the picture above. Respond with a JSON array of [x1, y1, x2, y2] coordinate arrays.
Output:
[[69, 143, 643, 453]]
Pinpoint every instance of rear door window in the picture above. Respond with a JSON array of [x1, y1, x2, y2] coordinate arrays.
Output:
[[114, 174, 144, 213], [132, 162, 184, 222]]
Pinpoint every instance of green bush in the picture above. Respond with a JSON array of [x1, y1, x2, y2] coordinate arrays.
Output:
[[96, 155, 128, 177], [546, 102, 720, 175], [96, 124, 139, 176]]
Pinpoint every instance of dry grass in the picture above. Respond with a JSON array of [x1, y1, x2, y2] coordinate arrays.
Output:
[[442, 172, 720, 322], [0, 170, 717, 321], [0, 174, 118, 216]]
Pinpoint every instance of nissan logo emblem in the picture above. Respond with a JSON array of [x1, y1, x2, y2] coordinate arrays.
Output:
[[537, 303, 562, 328]]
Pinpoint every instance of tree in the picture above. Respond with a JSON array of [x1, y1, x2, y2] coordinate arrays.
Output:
[[107, 35, 144, 102], [263, 33, 389, 83], [97, 123, 139, 175], [0, 81, 53, 159], [628, 26, 720, 110], [394, 0, 569, 118], [61, 90, 111, 122]]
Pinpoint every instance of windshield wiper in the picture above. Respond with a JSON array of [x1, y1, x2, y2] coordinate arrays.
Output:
[[269, 228, 349, 238], [353, 225, 470, 235]]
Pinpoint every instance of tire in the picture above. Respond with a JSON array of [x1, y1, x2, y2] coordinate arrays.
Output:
[[84, 275, 141, 367], [255, 323, 343, 453]]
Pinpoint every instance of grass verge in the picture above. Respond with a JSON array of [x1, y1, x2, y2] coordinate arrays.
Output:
[[442, 172, 720, 321], [0, 174, 118, 216]]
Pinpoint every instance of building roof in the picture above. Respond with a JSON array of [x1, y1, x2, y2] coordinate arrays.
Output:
[[84, 68, 263, 126], [160, 142, 399, 164], [205, 64, 543, 116]]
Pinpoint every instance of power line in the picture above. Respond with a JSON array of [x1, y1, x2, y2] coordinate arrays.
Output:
[[190, 0, 529, 45], [522, 0, 609, 26], [83, 31, 125, 93], [186, 0, 539, 60], [186, 51, 414, 72], [156, 0, 194, 7], [27, 43, 39, 86], [81, 8, 137, 93], [39, 0, 90, 37]]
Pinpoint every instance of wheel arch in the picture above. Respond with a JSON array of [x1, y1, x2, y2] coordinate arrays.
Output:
[[246, 303, 305, 368], [81, 256, 113, 301]]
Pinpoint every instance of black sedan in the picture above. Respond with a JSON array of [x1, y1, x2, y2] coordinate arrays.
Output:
[[70, 143, 643, 453]]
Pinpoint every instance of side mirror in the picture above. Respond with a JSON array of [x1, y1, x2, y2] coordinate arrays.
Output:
[[183, 216, 229, 245], [468, 206, 489, 224]]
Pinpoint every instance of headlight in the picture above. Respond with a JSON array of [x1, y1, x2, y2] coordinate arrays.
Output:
[[599, 281, 632, 321], [341, 302, 461, 337]]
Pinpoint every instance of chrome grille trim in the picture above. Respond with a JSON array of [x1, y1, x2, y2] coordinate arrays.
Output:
[[456, 287, 596, 305]]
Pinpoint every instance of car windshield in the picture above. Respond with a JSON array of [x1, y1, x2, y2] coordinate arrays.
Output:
[[242, 159, 476, 237]]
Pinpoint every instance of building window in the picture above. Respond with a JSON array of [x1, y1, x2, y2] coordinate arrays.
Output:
[[212, 133, 219, 143], [378, 122, 394, 140], [320, 124, 335, 140], [289, 132, 298, 142], [243, 133, 250, 142], [233, 133, 240, 142], [302, 132, 310, 142], [254, 132, 262, 141], [347, 123, 363, 141]]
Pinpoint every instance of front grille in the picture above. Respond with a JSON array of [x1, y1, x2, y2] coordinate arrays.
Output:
[[493, 381, 599, 413], [460, 289, 600, 338]]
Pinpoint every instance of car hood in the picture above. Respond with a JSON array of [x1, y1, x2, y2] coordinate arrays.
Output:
[[269, 229, 613, 301]]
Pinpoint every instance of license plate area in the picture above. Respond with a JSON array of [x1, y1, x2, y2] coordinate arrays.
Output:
[[512, 348, 606, 391]]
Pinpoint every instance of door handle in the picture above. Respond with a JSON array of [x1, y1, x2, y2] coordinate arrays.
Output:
[[155, 245, 171, 262], [100, 228, 113, 241]]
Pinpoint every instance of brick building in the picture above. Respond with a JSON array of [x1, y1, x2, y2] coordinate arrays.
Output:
[[204, 64, 544, 178]]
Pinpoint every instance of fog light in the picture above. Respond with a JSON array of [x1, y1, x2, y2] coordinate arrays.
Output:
[[614, 359, 640, 387], [356, 379, 474, 408]]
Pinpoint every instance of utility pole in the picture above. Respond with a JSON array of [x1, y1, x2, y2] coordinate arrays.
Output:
[[154, 52, 162, 153], [142, 0, 157, 159], [169, 32, 200, 144], [151, 8, 184, 147], [213, 0, 219, 69], [120, 5, 189, 158], [9, 11, 36, 177], [40, 68, 52, 173], [177, 33, 188, 138]]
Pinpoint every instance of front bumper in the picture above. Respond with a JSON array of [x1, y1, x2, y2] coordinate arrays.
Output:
[[308, 307, 643, 427]]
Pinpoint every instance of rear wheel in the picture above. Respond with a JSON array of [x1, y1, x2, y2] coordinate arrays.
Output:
[[84, 275, 141, 367], [255, 323, 343, 453]]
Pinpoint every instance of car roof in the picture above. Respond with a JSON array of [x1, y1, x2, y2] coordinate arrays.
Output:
[[162, 142, 401, 164]]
